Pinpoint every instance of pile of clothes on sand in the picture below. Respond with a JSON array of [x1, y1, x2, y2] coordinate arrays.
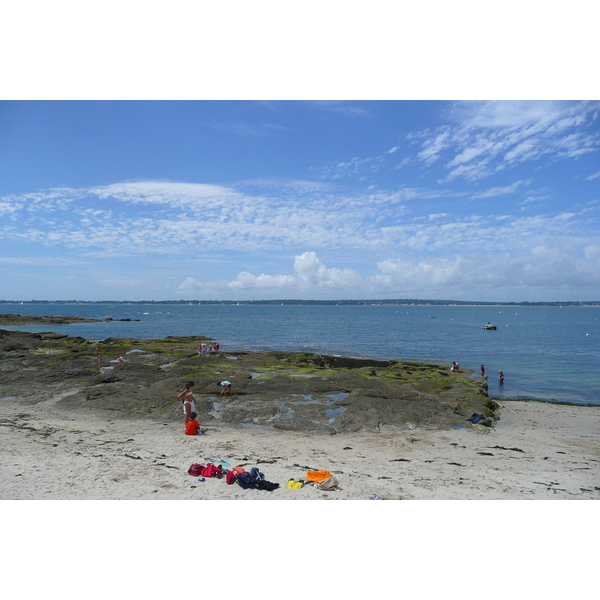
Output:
[[187, 461, 341, 492]]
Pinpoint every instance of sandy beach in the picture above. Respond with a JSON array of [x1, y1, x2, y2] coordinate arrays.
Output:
[[1, 392, 598, 500]]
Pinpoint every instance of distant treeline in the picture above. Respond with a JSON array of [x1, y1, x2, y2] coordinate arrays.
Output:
[[2, 299, 599, 307]]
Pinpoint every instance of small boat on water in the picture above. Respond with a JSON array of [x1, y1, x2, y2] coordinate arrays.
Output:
[[482, 322, 497, 330]]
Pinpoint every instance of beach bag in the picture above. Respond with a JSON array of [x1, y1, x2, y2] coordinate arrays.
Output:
[[188, 463, 204, 477], [226, 471, 237, 485], [313, 476, 340, 490], [233, 466, 247, 475]]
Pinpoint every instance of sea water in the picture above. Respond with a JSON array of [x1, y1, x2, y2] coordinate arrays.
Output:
[[1, 303, 598, 405]]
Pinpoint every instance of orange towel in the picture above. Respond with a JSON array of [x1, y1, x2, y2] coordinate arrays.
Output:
[[306, 470, 333, 482]]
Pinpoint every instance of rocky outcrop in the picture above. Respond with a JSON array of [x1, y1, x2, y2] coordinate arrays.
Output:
[[0, 313, 140, 326], [0, 327, 496, 434]]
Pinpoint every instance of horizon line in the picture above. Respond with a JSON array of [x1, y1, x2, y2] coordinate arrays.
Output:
[[1, 299, 599, 305]]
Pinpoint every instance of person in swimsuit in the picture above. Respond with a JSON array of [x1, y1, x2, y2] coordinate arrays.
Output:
[[178, 380, 197, 423]]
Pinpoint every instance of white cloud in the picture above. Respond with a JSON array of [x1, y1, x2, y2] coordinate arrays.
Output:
[[3, 177, 600, 300], [206, 120, 288, 137], [585, 170, 600, 180], [177, 247, 600, 300], [416, 101, 600, 181], [2, 181, 596, 264], [89, 181, 243, 208], [446, 144, 487, 167], [416, 129, 451, 164], [0, 201, 19, 217], [179, 251, 362, 296], [311, 102, 373, 119], [0, 256, 88, 266], [471, 180, 530, 199], [455, 100, 563, 129], [331, 106, 372, 118]]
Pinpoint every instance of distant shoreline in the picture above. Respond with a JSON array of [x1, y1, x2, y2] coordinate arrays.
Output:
[[1, 300, 599, 307]]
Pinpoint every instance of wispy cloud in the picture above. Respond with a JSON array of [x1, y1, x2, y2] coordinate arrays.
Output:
[[313, 101, 599, 186], [471, 179, 530, 199], [2, 181, 597, 262], [205, 120, 289, 137], [310, 101, 373, 119], [418, 101, 600, 182]]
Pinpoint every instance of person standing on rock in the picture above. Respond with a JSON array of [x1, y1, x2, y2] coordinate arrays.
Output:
[[178, 380, 197, 423], [480, 364, 485, 377]]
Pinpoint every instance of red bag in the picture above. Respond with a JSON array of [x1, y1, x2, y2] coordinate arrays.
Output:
[[200, 463, 222, 478], [188, 463, 203, 477], [226, 471, 237, 485]]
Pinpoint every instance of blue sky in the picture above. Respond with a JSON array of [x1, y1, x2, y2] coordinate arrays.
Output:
[[1, 99, 599, 301], [1, 3, 599, 302]]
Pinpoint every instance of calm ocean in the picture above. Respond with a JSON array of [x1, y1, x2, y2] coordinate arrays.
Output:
[[2, 303, 598, 405]]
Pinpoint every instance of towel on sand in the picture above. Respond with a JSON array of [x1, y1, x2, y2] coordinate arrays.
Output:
[[306, 470, 333, 481]]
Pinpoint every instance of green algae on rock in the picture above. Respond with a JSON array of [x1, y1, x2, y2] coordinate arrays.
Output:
[[0, 328, 496, 434]]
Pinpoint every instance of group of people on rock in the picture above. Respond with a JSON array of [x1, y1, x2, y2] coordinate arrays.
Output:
[[451, 362, 504, 385], [198, 342, 220, 356]]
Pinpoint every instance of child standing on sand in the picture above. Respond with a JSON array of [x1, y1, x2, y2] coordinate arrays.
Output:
[[185, 412, 207, 435]]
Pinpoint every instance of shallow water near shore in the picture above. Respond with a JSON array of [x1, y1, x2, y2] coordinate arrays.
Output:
[[1, 302, 598, 405]]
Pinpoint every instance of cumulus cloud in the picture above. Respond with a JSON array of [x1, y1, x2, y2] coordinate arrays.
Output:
[[179, 252, 362, 296], [177, 247, 600, 300]]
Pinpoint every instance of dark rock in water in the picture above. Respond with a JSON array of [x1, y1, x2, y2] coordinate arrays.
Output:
[[104, 318, 140, 322], [0, 326, 496, 434], [0, 313, 101, 326]]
